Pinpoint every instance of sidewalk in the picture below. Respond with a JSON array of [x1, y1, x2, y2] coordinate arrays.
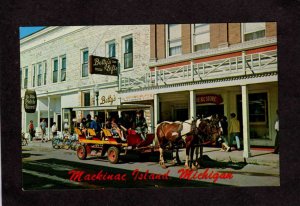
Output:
[[201, 147, 279, 167], [24, 141, 280, 167]]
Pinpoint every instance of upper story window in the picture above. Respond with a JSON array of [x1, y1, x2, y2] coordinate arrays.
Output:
[[32, 65, 36, 87], [20, 68, 22, 89], [37, 63, 43, 86], [167, 24, 182, 56], [193, 24, 210, 52], [53, 58, 58, 83], [61, 56, 66, 81], [82, 49, 89, 77], [24, 67, 28, 89], [44, 61, 47, 85], [123, 36, 133, 69], [243, 23, 266, 41], [107, 41, 116, 58]]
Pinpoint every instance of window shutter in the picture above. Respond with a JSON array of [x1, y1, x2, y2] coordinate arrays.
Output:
[[244, 23, 265, 34], [169, 24, 181, 40]]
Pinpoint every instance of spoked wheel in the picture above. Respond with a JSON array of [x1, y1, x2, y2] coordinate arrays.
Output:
[[77, 145, 87, 160], [107, 146, 120, 164]]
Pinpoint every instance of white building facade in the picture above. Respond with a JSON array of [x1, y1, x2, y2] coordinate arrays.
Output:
[[20, 26, 150, 136]]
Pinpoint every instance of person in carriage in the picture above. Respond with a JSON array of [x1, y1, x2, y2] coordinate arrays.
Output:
[[111, 117, 126, 142], [134, 110, 148, 140]]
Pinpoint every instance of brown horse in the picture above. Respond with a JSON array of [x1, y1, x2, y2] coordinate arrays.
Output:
[[192, 119, 222, 168], [156, 119, 201, 169], [156, 118, 222, 170]]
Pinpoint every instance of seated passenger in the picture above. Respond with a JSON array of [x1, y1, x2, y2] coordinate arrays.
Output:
[[111, 118, 126, 141], [134, 110, 148, 140]]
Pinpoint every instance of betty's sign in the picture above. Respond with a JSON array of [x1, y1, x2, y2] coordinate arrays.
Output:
[[24, 89, 37, 113], [89, 55, 118, 76]]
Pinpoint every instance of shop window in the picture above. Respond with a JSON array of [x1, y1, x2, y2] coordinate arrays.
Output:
[[53, 59, 58, 83], [193, 24, 210, 52], [37, 63, 42, 86], [84, 92, 90, 106], [167, 24, 182, 56], [82, 49, 89, 77], [24, 67, 28, 89], [124, 36, 133, 69], [237, 92, 269, 139], [61, 56, 66, 81], [243, 23, 266, 41]]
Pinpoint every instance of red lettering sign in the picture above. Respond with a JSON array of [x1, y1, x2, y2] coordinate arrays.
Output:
[[196, 94, 223, 105]]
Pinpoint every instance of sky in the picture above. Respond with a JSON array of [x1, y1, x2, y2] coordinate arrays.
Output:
[[19, 26, 46, 39]]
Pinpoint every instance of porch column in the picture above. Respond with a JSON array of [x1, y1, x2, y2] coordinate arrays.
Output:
[[154, 94, 160, 126], [37, 100, 41, 128], [241, 85, 251, 158], [189, 90, 196, 119], [48, 96, 51, 139], [150, 104, 154, 133]]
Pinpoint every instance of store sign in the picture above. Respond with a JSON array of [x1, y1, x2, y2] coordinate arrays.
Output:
[[122, 93, 154, 102], [89, 55, 118, 76], [196, 94, 223, 105], [100, 95, 117, 105], [24, 89, 37, 113]]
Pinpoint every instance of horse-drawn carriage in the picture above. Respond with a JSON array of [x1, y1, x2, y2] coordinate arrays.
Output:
[[75, 127, 155, 164], [75, 116, 222, 170]]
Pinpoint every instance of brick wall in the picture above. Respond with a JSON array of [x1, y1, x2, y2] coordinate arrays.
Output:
[[210, 23, 228, 48], [182, 24, 191, 54], [156, 24, 166, 59], [266, 22, 277, 37], [150, 24, 157, 60], [228, 23, 241, 45]]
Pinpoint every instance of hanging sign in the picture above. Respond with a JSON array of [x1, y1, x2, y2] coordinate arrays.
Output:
[[89, 55, 118, 76], [196, 94, 223, 105], [24, 89, 37, 113]]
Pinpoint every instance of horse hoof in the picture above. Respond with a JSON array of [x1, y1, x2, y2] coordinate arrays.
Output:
[[184, 164, 191, 170], [159, 162, 167, 169], [192, 165, 198, 171], [171, 160, 176, 165]]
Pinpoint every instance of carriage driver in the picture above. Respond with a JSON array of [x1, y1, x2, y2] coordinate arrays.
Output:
[[134, 110, 148, 140]]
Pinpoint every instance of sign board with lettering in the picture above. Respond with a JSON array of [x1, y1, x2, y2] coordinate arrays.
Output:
[[196, 94, 223, 105], [24, 89, 37, 113], [122, 93, 154, 103], [89, 55, 118, 76]]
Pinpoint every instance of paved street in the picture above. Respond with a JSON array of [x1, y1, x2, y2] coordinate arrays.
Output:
[[22, 141, 280, 190]]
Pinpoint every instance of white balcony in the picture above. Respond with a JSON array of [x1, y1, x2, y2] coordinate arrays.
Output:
[[119, 49, 277, 91]]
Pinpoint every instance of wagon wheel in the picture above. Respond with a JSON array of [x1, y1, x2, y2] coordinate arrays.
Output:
[[107, 146, 120, 164], [77, 145, 87, 160]]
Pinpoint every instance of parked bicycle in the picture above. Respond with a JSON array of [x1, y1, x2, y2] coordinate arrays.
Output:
[[21, 132, 28, 146]]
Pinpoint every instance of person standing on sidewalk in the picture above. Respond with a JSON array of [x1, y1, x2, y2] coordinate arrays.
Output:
[[28, 120, 35, 141], [51, 122, 58, 138], [228, 113, 241, 151], [40, 119, 47, 142], [273, 110, 279, 154]]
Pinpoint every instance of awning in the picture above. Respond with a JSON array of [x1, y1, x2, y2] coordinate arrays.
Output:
[[72, 104, 151, 111]]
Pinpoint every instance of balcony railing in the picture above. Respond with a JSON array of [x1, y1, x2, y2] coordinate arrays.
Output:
[[119, 49, 277, 91]]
